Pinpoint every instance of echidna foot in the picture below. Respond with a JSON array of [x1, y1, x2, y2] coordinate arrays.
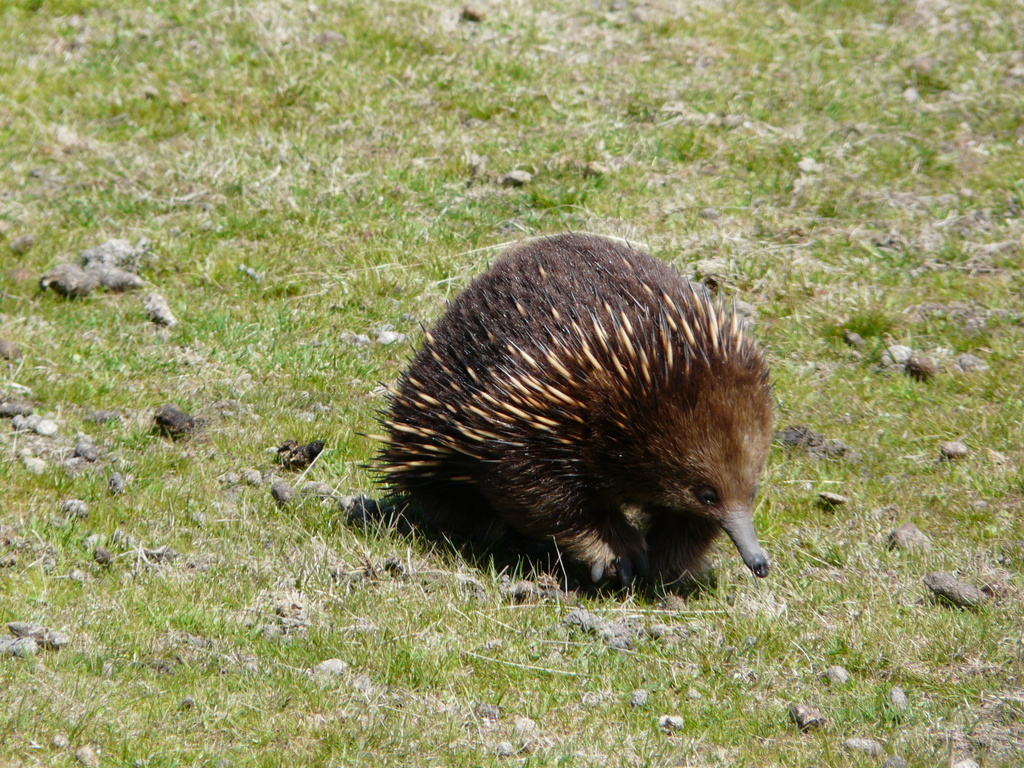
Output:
[[590, 550, 650, 588]]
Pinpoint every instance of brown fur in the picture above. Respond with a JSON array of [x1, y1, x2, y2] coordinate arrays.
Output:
[[379, 233, 774, 584]]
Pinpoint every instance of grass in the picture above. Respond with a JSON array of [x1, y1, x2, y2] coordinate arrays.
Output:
[[1, 0, 1023, 765]]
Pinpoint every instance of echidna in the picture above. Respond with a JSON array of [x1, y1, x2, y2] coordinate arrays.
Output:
[[378, 233, 774, 585]]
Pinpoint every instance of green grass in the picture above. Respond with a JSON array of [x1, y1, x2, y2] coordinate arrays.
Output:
[[2, 0, 1023, 765]]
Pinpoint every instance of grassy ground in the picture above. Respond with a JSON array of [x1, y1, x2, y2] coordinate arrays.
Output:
[[1, 0, 1023, 765]]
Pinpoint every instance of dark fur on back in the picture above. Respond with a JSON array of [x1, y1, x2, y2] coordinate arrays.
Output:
[[379, 233, 774, 584]]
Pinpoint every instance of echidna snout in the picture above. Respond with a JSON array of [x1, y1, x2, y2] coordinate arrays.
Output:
[[379, 233, 774, 586]]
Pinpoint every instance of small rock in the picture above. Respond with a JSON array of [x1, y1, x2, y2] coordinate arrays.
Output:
[[789, 703, 827, 731], [844, 737, 883, 756], [40, 264, 100, 298], [75, 745, 99, 768], [154, 404, 198, 438], [60, 499, 89, 519], [0, 401, 33, 417], [562, 609, 602, 632], [144, 292, 177, 326], [953, 353, 988, 373], [513, 716, 537, 736], [777, 424, 850, 460], [34, 419, 58, 437], [80, 237, 150, 271], [141, 545, 178, 563], [842, 329, 866, 349], [494, 741, 515, 757], [52, 733, 70, 749], [179, 695, 196, 710], [939, 440, 969, 460], [108, 472, 126, 495], [21, 453, 46, 475], [87, 263, 145, 292], [374, 329, 405, 345], [8, 233, 35, 254], [474, 702, 500, 723], [952, 760, 980, 768], [240, 468, 263, 487], [798, 157, 824, 174], [219, 472, 241, 486], [881, 345, 913, 367], [823, 665, 850, 685], [8, 622, 69, 650], [502, 170, 533, 187], [881, 756, 908, 768], [0, 636, 38, 656], [584, 161, 608, 177], [888, 523, 931, 552], [461, 4, 485, 22], [0, 339, 21, 361], [339, 494, 380, 524], [86, 409, 121, 424], [69, 568, 86, 583], [923, 571, 987, 609], [270, 482, 294, 507], [311, 658, 349, 677], [0, 553, 16, 568], [276, 439, 325, 470], [94, 546, 114, 566], [903, 86, 920, 103], [905, 355, 938, 382], [658, 714, 685, 732], [889, 686, 908, 712], [74, 435, 100, 461], [629, 689, 649, 708], [817, 491, 849, 509]]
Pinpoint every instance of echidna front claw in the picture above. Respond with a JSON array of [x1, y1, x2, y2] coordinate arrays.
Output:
[[615, 552, 650, 587], [590, 561, 608, 584]]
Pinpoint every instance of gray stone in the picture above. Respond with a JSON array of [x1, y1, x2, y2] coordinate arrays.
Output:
[[844, 737, 883, 756], [629, 689, 649, 707], [939, 440, 970, 460], [888, 523, 931, 552], [923, 571, 987, 609], [889, 686, 908, 712], [823, 665, 850, 685], [658, 714, 684, 732], [789, 703, 826, 731]]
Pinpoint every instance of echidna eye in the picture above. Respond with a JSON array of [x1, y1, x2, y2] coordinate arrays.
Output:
[[696, 487, 719, 506]]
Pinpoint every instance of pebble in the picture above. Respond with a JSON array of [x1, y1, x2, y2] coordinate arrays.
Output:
[[74, 435, 100, 461], [0, 401, 33, 417], [629, 689, 650, 708], [923, 571, 987, 609], [494, 741, 515, 756], [0, 339, 21, 360], [300, 481, 336, 500], [789, 703, 827, 731], [8, 233, 35, 254], [88, 263, 145, 291], [8, 622, 70, 650], [562, 608, 602, 632], [75, 745, 99, 768], [69, 568, 86, 583], [240, 468, 262, 487], [817, 491, 849, 509], [20, 452, 46, 475], [844, 737, 883, 756], [939, 440, 970, 460], [277, 439, 324, 469], [374, 329, 405, 345], [823, 665, 850, 685], [952, 760, 979, 768], [108, 472, 126, 495], [311, 658, 349, 677], [144, 292, 177, 326], [881, 756, 907, 768], [52, 733, 70, 749], [60, 499, 89, 519], [40, 264, 99, 298], [881, 345, 913, 367], [0, 636, 38, 656], [888, 523, 932, 552], [0, 553, 16, 568], [512, 716, 538, 738], [94, 546, 113, 566], [953, 353, 988, 373], [270, 482, 294, 507], [889, 686, 908, 712], [80, 237, 150, 271], [339, 494, 380, 524], [658, 714, 685, 732], [842, 329, 866, 349], [502, 170, 534, 187], [797, 156, 824, 173], [179, 695, 196, 710], [86, 410, 121, 424]]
